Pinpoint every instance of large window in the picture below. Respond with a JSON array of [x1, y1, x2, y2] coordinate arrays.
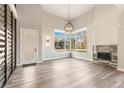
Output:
[[55, 31, 65, 50], [71, 29, 87, 52], [55, 29, 70, 51], [54, 28, 87, 52]]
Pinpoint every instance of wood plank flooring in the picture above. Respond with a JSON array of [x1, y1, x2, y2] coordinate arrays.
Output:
[[4, 58, 124, 88]]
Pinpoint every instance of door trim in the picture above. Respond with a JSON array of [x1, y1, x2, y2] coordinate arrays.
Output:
[[20, 28, 38, 65]]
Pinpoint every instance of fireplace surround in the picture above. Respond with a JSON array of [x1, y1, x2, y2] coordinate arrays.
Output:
[[93, 45, 117, 67]]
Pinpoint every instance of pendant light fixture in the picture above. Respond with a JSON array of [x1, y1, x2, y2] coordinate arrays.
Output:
[[64, 4, 74, 32]]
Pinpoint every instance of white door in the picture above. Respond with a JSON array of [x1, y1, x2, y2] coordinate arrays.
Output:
[[20, 28, 38, 65]]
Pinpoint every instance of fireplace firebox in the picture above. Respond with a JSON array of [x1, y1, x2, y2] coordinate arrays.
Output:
[[97, 52, 111, 61]]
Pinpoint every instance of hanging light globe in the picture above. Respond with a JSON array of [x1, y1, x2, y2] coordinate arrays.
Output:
[[64, 4, 74, 32], [64, 22, 74, 32]]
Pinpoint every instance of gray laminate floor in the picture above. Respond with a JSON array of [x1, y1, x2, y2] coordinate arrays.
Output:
[[5, 58, 124, 88]]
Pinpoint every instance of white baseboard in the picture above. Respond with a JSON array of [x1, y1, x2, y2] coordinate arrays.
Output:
[[38, 60, 43, 63], [72, 56, 93, 61], [17, 60, 43, 66], [17, 63, 21, 66], [17, 56, 92, 66], [42, 56, 69, 61], [117, 67, 124, 72]]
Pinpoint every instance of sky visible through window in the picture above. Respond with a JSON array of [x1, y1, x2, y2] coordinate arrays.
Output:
[[55, 31, 65, 37]]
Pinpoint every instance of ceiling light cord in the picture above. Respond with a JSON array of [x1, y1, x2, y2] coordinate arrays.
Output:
[[64, 4, 74, 32], [68, 4, 70, 22]]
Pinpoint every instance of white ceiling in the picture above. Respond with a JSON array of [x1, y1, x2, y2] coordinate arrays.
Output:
[[41, 4, 94, 20], [115, 4, 124, 10]]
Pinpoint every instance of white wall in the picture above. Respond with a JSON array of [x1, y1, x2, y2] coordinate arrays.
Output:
[[71, 5, 124, 71], [71, 9, 95, 61], [94, 5, 118, 45], [117, 9, 124, 71], [17, 4, 70, 65], [17, 4, 121, 66], [71, 5, 119, 61], [17, 4, 42, 65], [41, 11, 70, 60]]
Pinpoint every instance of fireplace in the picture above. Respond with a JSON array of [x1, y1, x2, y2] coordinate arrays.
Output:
[[93, 45, 117, 67], [97, 52, 111, 61]]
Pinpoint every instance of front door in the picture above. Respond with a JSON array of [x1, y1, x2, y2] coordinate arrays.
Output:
[[20, 28, 38, 65]]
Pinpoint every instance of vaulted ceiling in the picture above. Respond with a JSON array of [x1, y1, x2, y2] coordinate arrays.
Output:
[[41, 4, 95, 20], [41, 4, 124, 20]]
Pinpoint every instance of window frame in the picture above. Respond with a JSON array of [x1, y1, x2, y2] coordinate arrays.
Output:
[[54, 29, 67, 51], [54, 27, 87, 52], [71, 27, 87, 52]]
